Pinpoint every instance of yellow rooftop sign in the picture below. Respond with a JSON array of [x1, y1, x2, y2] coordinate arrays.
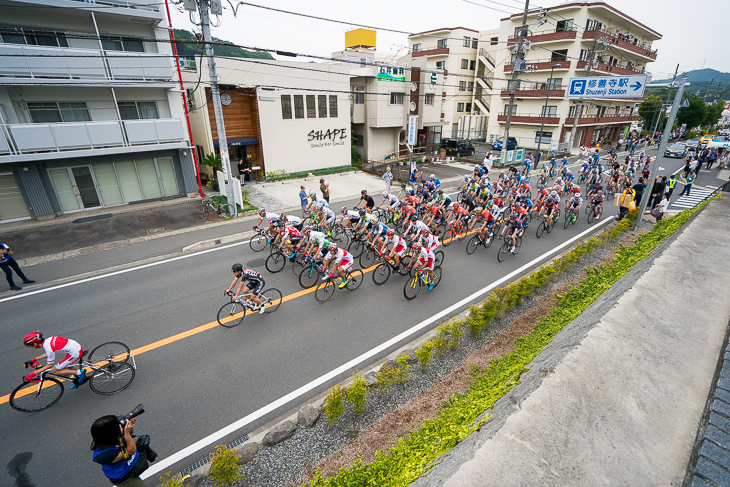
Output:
[[345, 29, 376, 49]]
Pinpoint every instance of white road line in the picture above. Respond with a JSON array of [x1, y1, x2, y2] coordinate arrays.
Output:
[[0, 240, 250, 304], [141, 215, 617, 479]]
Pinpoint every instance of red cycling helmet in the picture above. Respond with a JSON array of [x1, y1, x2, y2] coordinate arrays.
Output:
[[23, 331, 43, 346]]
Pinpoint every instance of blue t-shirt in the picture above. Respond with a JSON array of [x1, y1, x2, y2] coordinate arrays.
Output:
[[93, 446, 138, 481], [299, 190, 307, 205], [0, 244, 9, 265]]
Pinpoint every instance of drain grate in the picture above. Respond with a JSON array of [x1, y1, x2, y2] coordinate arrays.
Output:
[[74, 225, 91, 231], [141, 214, 156, 221], [247, 258, 266, 268], [179, 434, 249, 478]]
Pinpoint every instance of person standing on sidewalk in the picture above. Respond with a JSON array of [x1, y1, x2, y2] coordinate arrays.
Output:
[[706, 149, 718, 169], [237, 158, 250, 185], [617, 184, 635, 221], [632, 177, 647, 204], [382, 166, 393, 193], [1, 243, 35, 291], [319, 178, 330, 204], [678, 172, 696, 196], [299, 185, 308, 217], [650, 176, 667, 208]]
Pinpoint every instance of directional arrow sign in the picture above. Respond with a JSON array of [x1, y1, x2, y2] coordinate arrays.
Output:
[[567, 74, 648, 99]]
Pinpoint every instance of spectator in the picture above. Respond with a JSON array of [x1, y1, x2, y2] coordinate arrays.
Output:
[[1, 243, 34, 291], [650, 176, 667, 208], [319, 178, 330, 203], [707, 149, 718, 169], [632, 177, 647, 204], [299, 185, 308, 217], [408, 168, 422, 186], [720, 152, 728, 169], [678, 172, 696, 196], [617, 137, 624, 151], [382, 166, 393, 193], [651, 193, 670, 222], [617, 184, 635, 221], [237, 158, 250, 184]]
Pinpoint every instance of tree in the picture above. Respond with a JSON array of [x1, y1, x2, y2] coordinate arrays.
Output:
[[172, 29, 273, 60], [704, 100, 725, 126], [638, 94, 663, 130], [676, 95, 708, 129]]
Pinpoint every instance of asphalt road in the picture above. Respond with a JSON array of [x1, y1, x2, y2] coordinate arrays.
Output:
[[0, 148, 687, 486]]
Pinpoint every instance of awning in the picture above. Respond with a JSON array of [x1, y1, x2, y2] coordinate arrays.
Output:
[[213, 137, 259, 148]]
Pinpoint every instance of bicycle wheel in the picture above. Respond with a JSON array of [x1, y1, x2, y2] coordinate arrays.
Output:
[[431, 266, 443, 288], [89, 362, 135, 395], [403, 276, 421, 300], [298, 266, 322, 289], [348, 240, 364, 259], [536, 221, 546, 238], [442, 228, 453, 247], [497, 242, 509, 262], [265, 252, 286, 273], [564, 212, 571, 229], [217, 301, 246, 327], [587, 208, 595, 223], [372, 262, 391, 285], [513, 236, 523, 255], [457, 225, 468, 241], [398, 254, 412, 276], [466, 235, 480, 254], [260, 288, 283, 313], [345, 269, 364, 291], [89, 342, 131, 364], [315, 280, 336, 303], [434, 250, 445, 267], [249, 234, 267, 252], [291, 255, 306, 277], [585, 203, 591, 215], [359, 249, 377, 269], [9, 378, 64, 412]]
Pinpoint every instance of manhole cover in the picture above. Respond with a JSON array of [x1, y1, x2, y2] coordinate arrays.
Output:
[[145, 227, 165, 234], [74, 225, 91, 231], [141, 214, 156, 221], [247, 259, 266, 268]]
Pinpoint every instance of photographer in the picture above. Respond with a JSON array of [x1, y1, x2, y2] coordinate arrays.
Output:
[[91, 409, 157, 486]]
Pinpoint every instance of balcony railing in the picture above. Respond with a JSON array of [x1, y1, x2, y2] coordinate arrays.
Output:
[[504, 59, 571, 73], [576, 60, 646, 76], [582, 29, 657, 60], [476, 96, 490, 112], [411, 46, 449, 58], [71, 0, 159, 12], [478, 48, 496, 67], [0, 44, 173, 82], [563, 114, 639, 126], [500, 88, 565, 98], [477, 76, 493, 90], [496, 114, 560, 125], [0, 119, 186, 156], [507, 28, 576, 46]]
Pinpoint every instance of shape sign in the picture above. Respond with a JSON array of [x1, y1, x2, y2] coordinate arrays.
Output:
[[567, 75, 647, 98]]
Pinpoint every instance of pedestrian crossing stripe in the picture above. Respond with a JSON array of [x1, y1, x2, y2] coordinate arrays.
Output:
[[670, 186, 713, 209]]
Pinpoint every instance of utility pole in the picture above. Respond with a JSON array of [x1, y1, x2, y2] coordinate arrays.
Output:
[[500, 0, 530, 166], [198, 0, 238, 217], [633, 73, 688, 231], [567, 33, 606, 154], [651, 64, 678, 141]]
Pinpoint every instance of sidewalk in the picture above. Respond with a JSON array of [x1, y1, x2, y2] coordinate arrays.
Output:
[[415, 196, 730, 487]]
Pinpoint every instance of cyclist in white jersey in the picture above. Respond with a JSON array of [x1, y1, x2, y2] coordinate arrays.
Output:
[[322, 244, 354, 289], [22, 332, 88, 388]]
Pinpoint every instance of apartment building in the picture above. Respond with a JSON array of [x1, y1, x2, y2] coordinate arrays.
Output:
[[0, 0, 196, 223], [479, 1, 661, 153], [407, 27, 483, 139], [333, 30, 444, 164]]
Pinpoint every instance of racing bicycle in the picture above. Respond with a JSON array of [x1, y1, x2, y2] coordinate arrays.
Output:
[[217, 289, 283, 327]]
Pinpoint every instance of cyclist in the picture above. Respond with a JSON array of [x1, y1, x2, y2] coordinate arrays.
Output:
[[501, 212, 523, 253], [355, 208, 377, 233], [405, 214, 429, 240], [564, 168, 575, 185], [423, 202, 444, 235], [354, 189, 375, 211], [382, 229, 407, 270], [419, 227, 440, 254], [565, 190, 583, 221], [470, 200, 498, 242], [22, 332, 88, 389], [435, 189, 452, 212], [297, 227, 330, 260], [365, 219, 389, 248], [273, 222, 302, 260], [226, 264, 267, 313], [552, 176, 565, 196], [317, 203, 337, 235], [548, 157, 558, 176], [410, 242, 436, 291], [322, 243, 354, 289], [429, 174, 441, 189], [378, 191, 400, 220], [545, 190, 561, 222], [254, 208, 281, 235], [521, 157, 531, 177], [560, 154, 569, 168], [339, 206, 360, 229], [305, 191, 328, 214], [590, 189, 605, 220]]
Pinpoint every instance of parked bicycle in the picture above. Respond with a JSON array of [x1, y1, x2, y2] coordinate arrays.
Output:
[[10, 342, 136, 412], [217, 290, 283, 327], [202, 198, 232, 220]]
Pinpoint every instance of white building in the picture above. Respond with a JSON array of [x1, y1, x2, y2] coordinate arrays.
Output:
[[0, 0, 196, 223], [182, 56, 351, 178], [478, 1, 661, 153]]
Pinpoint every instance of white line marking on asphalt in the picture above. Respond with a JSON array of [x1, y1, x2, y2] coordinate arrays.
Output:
[[141, 215, 617, 479], [0, 240, 250, 304]]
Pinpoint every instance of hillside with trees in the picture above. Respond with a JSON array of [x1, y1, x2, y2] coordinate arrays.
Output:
[[172, 29, 273, 60]]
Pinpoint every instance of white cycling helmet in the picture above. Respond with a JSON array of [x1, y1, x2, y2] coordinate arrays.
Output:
[[315, 202, 323, 210], [430, 174, 435, 179], [550, 190, 558, 196], [382, 191, 389, 198]]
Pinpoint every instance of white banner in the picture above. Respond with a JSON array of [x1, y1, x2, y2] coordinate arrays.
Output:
[[407, 115, 418, 146], [216, 171, 242, 209]]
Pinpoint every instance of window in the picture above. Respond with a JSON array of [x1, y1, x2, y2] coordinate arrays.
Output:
[[353, 85, 365, 104], [118, 101, 158, 120], [556, 19, 573, 32], [465, 103, 472, 112], [1, 27, 69, 47], [424, 94, 434, 105], [281, 95, 292, 119], [412, 43, 421, 52], [550, 49, 568, 62], [467, 82, 474, 91], [461, 59, 469, 69], [101, 36, 145, 52], [329, 95, 338, 117], [318, 95, 327, 118], [585, 19, 602, 31], [470, 60, 476, 70], [459, 81, 467, 91], [293, 95, 304, 119], [472, 39, 478, 48], [568, 105, 579, 118], [579, 49, 588, 61], [535, 131, 552, 144], [306, 95, 316, 118], [436, 61, 445, 69], [457, 103, 465, 112], [353, 133, 364, 148], [490, 37, 498, 46], [541, 105, 557, 117], [514, 26, 526, 37], [389, 92, 404, 105], [437, 39, 447, 49], [546, 77, 562, 90], [463, 37, 471, 47], [27, 102, 90, 123], [504, 105, 517, 115], [597, 106, 607, 117]]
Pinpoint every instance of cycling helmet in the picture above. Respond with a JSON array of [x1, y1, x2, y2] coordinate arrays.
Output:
[[453, 202, 460, 210], [258, 208, 266, 216], [412, 242, 421, 252], [382, 191, 389, 198], [310, 192, 317, 199], [416, 184, 422, 190], [430, 174, 435, 179], [539, 185, 545, 190], [315, 202, 323, 210], [361, 190, 367, 195], [231, 263, 243, 273], [281, 215, 288, 222], [597, 190, 603, 194], [408, 190, 415, 196], [421, 228, 430, 235], [550, 190, 558, 196], [386, 229, 395, 237], [23, 331, 43, 346], [302, 226, 311, 235], [486, 200, 494, 207], [341, 206, 348, 214], [328, 243, 338, 253], [438, 189, 444, 195], [474, 165, 479, 169], [410, 215, 417, 222], [359, 209, 366, 217], [426, 201, 433, 208], [509, 212, 518, 219], [401, 183, 407, 188]]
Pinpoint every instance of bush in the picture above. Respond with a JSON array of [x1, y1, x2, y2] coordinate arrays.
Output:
[[684, 131, 697, 140], [160, 472, 185, 487], [201, 153, 222, 172], [207, 445, 243, 487], [375, 355, 410, 388], [347, 373, 368, 414], [415, 342, 434, 371], [324, 384, 347, 424]]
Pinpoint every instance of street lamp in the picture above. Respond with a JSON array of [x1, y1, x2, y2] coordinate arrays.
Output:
[[535, 64, 562, 163]]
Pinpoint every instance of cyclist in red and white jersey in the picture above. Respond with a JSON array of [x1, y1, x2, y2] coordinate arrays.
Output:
[[410, 243, 436, 290], [381, 229, 407, 269], [273, 224, 302, 260], [22, 332, 88, 388], [322, 244, 354, 289], [419, 228, 440, 252]]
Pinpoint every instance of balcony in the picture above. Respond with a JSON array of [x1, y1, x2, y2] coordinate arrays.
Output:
[[563, 114, 640, 126], [500, 83, 565, 98], [576, 60, 645, 77], [0, 44, 174, 84], [507, 28, 576, 46], [411, 46, 449, 58], [582, 30, 657, 61], [497, 114, 560, 125], [504, 59, 571, 73], [0, 119, 186, 161]]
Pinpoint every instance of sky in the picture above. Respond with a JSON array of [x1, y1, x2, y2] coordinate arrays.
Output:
[[167, 0, 729, 79]]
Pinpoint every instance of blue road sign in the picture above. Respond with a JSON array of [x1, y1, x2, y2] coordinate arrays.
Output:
[[567, 75, 648, 98]]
